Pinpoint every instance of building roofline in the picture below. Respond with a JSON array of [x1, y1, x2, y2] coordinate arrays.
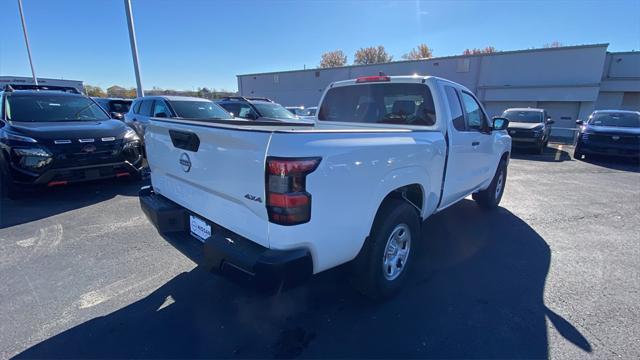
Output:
[[607, 50, 640, 55], [237, 43, 610, 78]]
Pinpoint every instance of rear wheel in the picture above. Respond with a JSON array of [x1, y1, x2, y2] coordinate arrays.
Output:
[[353, 199, 420, 299], [473, 158, 507, 209]]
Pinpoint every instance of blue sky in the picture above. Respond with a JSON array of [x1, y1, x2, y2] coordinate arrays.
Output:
[[1, 0, 638, 91]]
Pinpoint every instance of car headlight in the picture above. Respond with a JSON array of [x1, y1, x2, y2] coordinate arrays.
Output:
[[124, 128, 139, 141], [11, 147, 53, 172], [0, 130, 38, 144]]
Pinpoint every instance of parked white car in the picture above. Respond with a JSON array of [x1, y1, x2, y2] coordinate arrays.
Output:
[[140, 75, 512, 298]]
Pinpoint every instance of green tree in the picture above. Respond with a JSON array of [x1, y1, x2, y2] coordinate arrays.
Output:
[[85, 85, 106, 97], [319, 50, 347, 68], [353, 46, 393, 65]]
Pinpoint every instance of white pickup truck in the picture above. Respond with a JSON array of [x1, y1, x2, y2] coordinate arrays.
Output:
[[140, 75, 512, 298]]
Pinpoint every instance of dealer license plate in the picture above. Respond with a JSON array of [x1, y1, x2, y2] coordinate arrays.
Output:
[[189, 215, 211, 243]]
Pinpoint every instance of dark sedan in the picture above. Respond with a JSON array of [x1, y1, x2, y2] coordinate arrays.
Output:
[[574, 110, 640, 160]]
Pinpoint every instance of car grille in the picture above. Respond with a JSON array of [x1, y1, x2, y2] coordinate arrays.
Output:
[[48, 140, 124, 169], [585, 133, 640, 146], [508, 129, 537, 138]]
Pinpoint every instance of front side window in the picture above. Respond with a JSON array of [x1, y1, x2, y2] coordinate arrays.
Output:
[[138, 100, 153, 116], [152, 100, 172, 117], [219, 103, 256, 119], [460, 91, 487, 130], [5, 94, 109, 122], [503, 110, 543, 123], [589, 112, 640, 128], [318, 83, 436, 126], [170, 101, 232, 120]]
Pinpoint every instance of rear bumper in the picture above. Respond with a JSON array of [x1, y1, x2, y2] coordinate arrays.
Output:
[[139, 186, 313, 288]]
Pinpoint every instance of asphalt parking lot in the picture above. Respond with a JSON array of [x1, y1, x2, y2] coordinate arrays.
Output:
[[1, 143, 638, 359]]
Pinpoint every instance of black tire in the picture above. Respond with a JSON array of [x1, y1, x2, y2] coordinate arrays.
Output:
[[352, 199, 420, 300], [573, 145, 583, 160], [0, 168, 22, 200], [472, 158, 507, 209]]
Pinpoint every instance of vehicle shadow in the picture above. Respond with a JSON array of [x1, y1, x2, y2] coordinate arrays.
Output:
[[0, 178, 149, 229], [510, 145, 573, 162], [579, 155, 640, 173], [14, 200, 591, 359]]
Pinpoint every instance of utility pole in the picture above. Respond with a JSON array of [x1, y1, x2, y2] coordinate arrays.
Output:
[[124, 0, 144, 97], [17, 0, 37, 85]]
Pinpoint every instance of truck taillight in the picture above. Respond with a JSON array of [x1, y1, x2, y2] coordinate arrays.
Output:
[[355, 75, 391, 83], [266, 157, 320, 225]]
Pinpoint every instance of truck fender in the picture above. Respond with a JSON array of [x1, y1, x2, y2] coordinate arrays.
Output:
[[364, 166, 432, 240]]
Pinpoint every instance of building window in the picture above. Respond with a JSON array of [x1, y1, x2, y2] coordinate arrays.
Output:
[[456, 58, 470, 73]]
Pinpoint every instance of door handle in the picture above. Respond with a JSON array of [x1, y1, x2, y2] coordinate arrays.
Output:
[[472, 141, 480, 146]]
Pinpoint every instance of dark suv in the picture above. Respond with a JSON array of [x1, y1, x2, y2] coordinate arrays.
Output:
[[0, 85, 144, 199], [574, 110, 640, 159], [502, 108, 554, 154], [217, 97, 301, 122]]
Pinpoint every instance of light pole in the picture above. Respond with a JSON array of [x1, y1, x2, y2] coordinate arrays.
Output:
[[17, 0, 37, 85], [124, 0, 144, 97]]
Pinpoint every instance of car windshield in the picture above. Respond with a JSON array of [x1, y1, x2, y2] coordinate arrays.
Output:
[[589, 112, 640, 128], [5, 94, 110, 122], [503, 110, 543, 123], [169, 100, 232, 120], [318, 83, 437, 126], [253, 102, 298, 120]]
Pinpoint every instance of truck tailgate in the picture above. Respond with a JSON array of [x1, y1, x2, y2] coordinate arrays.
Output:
[[145, 120, 271, 247]]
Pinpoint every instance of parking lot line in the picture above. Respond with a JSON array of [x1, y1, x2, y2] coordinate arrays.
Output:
[[555, 144, 564, 161]]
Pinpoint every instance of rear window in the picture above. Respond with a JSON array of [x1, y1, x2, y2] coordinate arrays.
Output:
[[169, 101, 232, 120], [318, 83, 436, 126], [5, 94, 110, 122], [108, 100, 132, 113]]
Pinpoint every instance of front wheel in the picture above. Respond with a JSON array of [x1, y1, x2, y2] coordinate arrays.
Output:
[[352, 199, 420, 299], [473, 159, 507, 209]]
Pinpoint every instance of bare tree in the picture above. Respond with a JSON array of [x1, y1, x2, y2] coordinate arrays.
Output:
[[353, 45, 393, 65], [402, 44, 433, 60], [319, 50, 347, 68], [462, 46, 497, 55]]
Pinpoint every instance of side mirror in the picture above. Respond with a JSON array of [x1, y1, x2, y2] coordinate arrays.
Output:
[[492, 117, 509, 131], [244, 112, 258, 120], [576, 119, 584, 125], [229, 112, 234, 117], [110, 112, 123, 120], [155, 112, 168, 118], [546, 118, 555, 125]]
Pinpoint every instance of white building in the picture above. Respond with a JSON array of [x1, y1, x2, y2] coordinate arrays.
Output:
[[237, 44, 640, 137], [0, 76, 84, 93]]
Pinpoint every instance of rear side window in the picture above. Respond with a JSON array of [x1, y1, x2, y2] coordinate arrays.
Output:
[[318, 83, 436, 126], [138, 100, 153, 116], [444, 86, 465, 131]]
